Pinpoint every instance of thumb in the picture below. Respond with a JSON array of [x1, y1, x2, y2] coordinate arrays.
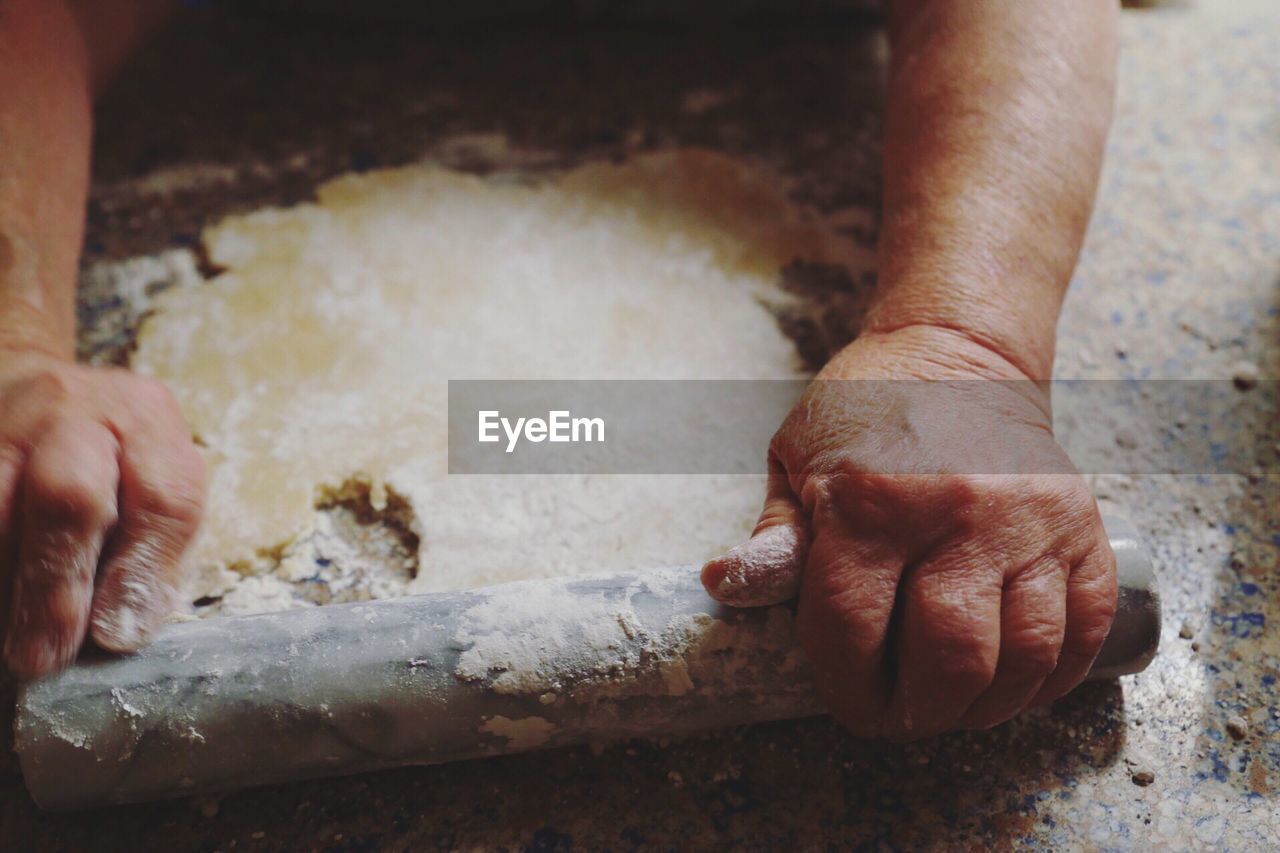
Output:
[[701, 455, 808, 607]]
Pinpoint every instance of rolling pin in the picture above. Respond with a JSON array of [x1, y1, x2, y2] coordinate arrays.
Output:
[[14, 516, 1160, 810]]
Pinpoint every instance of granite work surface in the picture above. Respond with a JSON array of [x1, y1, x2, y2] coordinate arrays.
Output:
[[1, 0, 1277, 849]]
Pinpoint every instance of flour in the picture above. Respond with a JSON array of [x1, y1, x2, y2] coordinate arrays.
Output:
[[454, 580, 648, 695], [450, 566, 808, 710], [128, 148, 867, 615], [479, 715, 557, 750], [706, 524, 806, 606], [77, 249, 203, 365]]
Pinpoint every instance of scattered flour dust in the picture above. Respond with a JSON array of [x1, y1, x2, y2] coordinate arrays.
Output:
[[479, 715, 558, 750], [454, 580, 648, 695], [128, 148, 864, 615]]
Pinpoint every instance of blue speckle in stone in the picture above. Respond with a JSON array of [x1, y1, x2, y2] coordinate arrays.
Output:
[[1211, 609, 1266, 638], [1240, 582, 1259, 596], [1207, 749, 1230, 782]]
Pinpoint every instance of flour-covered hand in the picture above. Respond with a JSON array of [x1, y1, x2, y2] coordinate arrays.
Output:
[[0, 346, 205, 679]]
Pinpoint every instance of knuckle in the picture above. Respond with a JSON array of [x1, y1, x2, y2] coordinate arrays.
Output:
[[917, 601, 997, 687], [133, 474, 205, 534], [814, 465, 899, 522], [945, 473, 993, 513], [116, 374, 184, 429], [123, 445, 207, 537], [28, 463, 117, 532], [12, 368, 75, 407], [131, 375, 180, 411], [1067, 606, 1116, 659], [1066, 561, 1120, 657], [1004, 624, 1063, 679], [166, 474, 207, 531], [3, 371, 77, 441], [929, 475, 1009, 533], [933, 640, 998, 689]]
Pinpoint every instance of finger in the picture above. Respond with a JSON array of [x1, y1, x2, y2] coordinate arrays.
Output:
[[796, 490, 905, 738], [3, 419, 120, 679], [959, 554, 1068, 729], [702, 455, 808, 607], [1031, 531, 1117, 705], [90, 422, 205, 652], [882, 547, 1003, 741], [0, 446, 24, 644]]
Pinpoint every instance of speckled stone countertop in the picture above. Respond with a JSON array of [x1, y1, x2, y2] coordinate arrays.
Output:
[[2, 0, 1276, 849]]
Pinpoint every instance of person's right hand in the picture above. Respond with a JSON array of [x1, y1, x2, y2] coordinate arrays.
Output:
[[0, 346, 206, 679], [701, 327, 1117, 740]]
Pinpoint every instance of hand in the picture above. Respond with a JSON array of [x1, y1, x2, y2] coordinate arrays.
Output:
[[0, 346, 205, 679], [702, 325, 1116, 739]]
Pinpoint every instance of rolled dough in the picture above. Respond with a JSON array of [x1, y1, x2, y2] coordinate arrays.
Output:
[[132, 148, 863, 615]]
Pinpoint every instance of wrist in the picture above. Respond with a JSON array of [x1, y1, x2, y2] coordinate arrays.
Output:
[[862, 279, 1060, 381], [0, 294, 73, 362], [820, 325, 1055, 423]]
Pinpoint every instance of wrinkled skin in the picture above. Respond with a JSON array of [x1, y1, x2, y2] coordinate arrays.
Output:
[[703, 326, 1117, 740], [0, 348, 206, 678]]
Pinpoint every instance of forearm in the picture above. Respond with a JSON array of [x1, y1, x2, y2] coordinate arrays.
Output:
[[867, 0, 1119, 380], [0, 0, 94, 358], [0, 0, 172, 359]]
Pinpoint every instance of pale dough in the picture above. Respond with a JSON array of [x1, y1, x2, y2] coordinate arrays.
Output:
[[132, 148, 863, 614]]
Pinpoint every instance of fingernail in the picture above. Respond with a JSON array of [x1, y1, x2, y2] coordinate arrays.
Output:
[[3, 623, 76, 679], [92, 602, 144, 650], [92, 565, 174, 652], [3, 568, 91, 679], [710, 526, 805, 607]]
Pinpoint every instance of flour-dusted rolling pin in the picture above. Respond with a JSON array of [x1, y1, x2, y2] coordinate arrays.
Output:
[[15, 517, 1159, 810]]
